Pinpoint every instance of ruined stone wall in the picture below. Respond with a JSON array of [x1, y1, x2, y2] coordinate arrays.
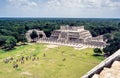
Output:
[[60, 25, 84, 31], [25, 29, 46, 42]]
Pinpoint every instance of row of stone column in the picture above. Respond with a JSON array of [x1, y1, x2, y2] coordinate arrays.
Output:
[[38, 38, 106, 48]]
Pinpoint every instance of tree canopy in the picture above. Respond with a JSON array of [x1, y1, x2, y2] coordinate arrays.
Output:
[[0, 36, 17, 50], [30, 30, 38, 42], [103, 32, 120, 55]]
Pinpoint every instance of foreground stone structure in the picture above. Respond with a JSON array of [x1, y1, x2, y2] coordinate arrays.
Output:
[[82, 49, 120, 78], [26, 25, 107, 48]]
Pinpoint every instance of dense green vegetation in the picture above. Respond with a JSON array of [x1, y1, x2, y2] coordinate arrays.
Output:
[[93, 48, 102, 56], [0, 35, 17, 50], [0, 43, 104, 78], [30, 30, 38, 42], [104, 38, 120, 54], [0, 18, 120, 53]]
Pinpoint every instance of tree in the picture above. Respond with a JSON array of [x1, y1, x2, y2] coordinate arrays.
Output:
[[94, 48, 102, 56], [4, 36, 17, 50], [0, 36, 17, 50], [103, 31, 120, 55], [17, 34, 27, 43], [103, 38, 120, 55], [118, 23, 120, 26], [0, 36, 7, 47], [114, 32, 120, 39], [30, 30, 38, 42], [103, 33, 112, 41]]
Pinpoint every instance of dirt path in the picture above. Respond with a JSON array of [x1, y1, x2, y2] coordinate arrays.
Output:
[[46, 44, 59, 48]]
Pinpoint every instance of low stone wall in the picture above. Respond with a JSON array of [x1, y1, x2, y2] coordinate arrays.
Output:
[[81, 49, 120, 78]]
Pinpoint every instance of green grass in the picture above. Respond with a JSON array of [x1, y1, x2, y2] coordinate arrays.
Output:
[[0, 43, 104, 78]]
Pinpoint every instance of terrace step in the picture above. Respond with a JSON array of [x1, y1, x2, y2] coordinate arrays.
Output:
[[92, 74, 99, 78], [111, 61, 120, 69], [94, 61, 120, 78]]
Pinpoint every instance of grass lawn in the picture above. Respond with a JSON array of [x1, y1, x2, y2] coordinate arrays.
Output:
[[0, 43, 104, 78]]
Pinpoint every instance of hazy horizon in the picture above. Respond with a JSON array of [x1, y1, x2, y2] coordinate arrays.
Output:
[[0, 17, 120, 19]]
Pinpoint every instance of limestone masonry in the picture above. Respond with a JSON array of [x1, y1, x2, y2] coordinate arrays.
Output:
[[26, 25, 107, 48]]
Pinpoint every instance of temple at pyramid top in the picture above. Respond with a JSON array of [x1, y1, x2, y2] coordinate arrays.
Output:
[[60, 25, 85, 31]]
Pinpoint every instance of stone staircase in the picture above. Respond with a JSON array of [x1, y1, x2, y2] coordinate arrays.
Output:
[[92, 61, 120, 78], [82, 49, 120, 78]]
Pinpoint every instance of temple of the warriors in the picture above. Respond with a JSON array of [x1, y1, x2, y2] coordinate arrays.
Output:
[[26, 25, 107, 48], [50, 25, 92, 42]]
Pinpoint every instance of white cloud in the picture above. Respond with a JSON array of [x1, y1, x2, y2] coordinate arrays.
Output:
[[8, 0, 37, 7], [42, 0, 119, 17], [46, 0, 120, 9], [105, 0, 120, 8], [1, 0, 119, 18]]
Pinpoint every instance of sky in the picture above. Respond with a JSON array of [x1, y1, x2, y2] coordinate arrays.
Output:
[[0, 0, 120, 18]]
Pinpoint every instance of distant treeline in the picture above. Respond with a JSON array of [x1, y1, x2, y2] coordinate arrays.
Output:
[[0, 18, 120, 53], [0, 18, 120, 40]]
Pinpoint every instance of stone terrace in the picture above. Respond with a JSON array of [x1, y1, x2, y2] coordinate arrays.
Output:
[[82, 49, 120, 78]]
